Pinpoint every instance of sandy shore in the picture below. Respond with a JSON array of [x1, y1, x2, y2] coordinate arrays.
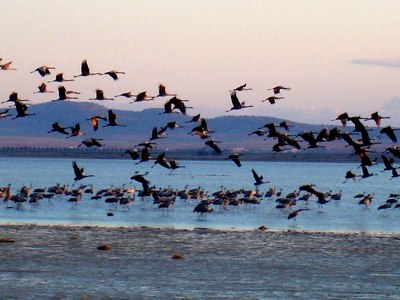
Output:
[[1, 225, 400, 299]]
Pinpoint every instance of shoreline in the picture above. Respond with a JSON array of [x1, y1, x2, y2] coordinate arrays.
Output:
[[1, 223, 400, 299]]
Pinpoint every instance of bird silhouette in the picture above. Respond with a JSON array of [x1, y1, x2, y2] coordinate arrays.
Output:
[[130, 91, 155, 102], [2, 92, 29, 104], [115, 91, 134, 98], [226, 91, 253, 112], [287, 208, 309, 220], [379, 126, 399, 142], [155, 84, 177, 98], [205, 139, 222, 153], [186, 114, 201, 123], [230, 83, 253, 92], [150, 127, 166, 140], [0, 109, 11, 119], [74, 59, 101, 77], [66, 123, 85, 138], [0, 61, 16, 70], [268, 86, 291, 94], [225, 154, 242, 167], [11, 101, 35, 120], [251, 169, 266, 186], [103, 109, 126, 127], [130, 172, 150, 193], [168, 97, 193, 115], [31, 66, 55, 77], [72, 161, 94, 182], [331, 112, 349, 126], [54, 86, 80, 101], [136, 147, 151, 164], [48, 122, 69, 135], [152, 153, 171, 169], [34, 82, 54, 94], [122, 149, 140, 160], [78, 138, 104, 148], [262, 96, 284, 104], [87, 115, 107, 131], [90, 89, 113, 101], [169, 159, 185, 171], [47, 73, 74, 83], [365, 111, 390, 127], [100, 70, 126, 80]]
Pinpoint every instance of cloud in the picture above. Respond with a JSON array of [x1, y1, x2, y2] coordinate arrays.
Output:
[[350, 56, 400, 69]]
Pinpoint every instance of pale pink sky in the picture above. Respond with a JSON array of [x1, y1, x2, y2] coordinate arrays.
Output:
[[1, 0, 400, 125]]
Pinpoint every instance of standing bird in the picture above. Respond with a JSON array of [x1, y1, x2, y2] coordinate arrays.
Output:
[[72, 161, 94, 182], [31, 66, 55, 77], [103, 109, 126, 127], [268, 86, 291, 94], [155, 84, 177, 98], [90, 89, 113, 101], [74, 59, 101, 77], [288, 208, 309, 220], [34, 82, 54, 94], [100, 70, 126, 80], [251, 169, 266, 186], [87, 115, 108, 131], [226, 91, 253, 112], [225, 154, 242, 167]]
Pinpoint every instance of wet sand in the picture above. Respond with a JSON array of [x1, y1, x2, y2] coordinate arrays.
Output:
[[1, 225, 400, 299]]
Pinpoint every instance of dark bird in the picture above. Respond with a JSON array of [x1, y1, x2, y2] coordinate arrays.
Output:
[[288, 208, 309, 220], [279, 121, 292, 131], [34, 82, 54, 94], [103, 109, 126, 127], [0, 61, 16, 70], [152, 153, 171, 169], [268, 86, 291, 94], [205, 139, 222, 153], [225, 154, 242, 167], [130, 91, 155, 102], [343, 170, 360, 183], [169, 159, 185, 171], [87, 115, 108, 131], [168, 96, 193, 115], [248, 129, 265, 136], [391, 168, 400, 179], [379, 126, 399, 142], [156, 84, 177, 98], [186, 114, 201, 123], [122, 149, 140, 161], [12, 100, 35, 120], [150, 127, 166, 140], [78, 138, 104, 148], [331, 112, 349, 126], [72, 161, 94, 182], [365, 111, 390, 127], [262, 96, 284, 104], [47, 73, 74, 83], [100, 70, 126, 80], [135, 141, 157, 148], [115, 91, 134, 98], [226, 91, 253, 112], [31, 66, 55, 77], [360, 164, 376, 179], [136, 147, 151, 164], [230, 83, 253, 92], [74, 59, 101, 77], [66, 123, 85, 138], [2, 92, 29, 104], [55, 85, 80, 101], [381, 155, 396, 171], [130, 172, 150, 193], [48, 122, 69, 135], [297, 131, 323, 149], [251, 169, 266, 186], [193, 200, 213, 215], [90, 89, 113, 101]]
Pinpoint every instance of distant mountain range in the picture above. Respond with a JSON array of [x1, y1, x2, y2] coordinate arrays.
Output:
[[0, 101, 391, 154]]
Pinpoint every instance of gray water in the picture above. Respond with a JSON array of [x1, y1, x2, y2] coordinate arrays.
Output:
[[0, 157, 399, 233]]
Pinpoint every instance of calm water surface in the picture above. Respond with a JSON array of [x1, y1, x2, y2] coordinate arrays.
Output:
[[0, 157, 399, 233]]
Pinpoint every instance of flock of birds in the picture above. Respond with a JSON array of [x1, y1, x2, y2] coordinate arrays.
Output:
[[1, 57, 400, 224]]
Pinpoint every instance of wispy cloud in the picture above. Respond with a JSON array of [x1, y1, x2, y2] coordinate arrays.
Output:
[[350, 56, 400, 68]]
